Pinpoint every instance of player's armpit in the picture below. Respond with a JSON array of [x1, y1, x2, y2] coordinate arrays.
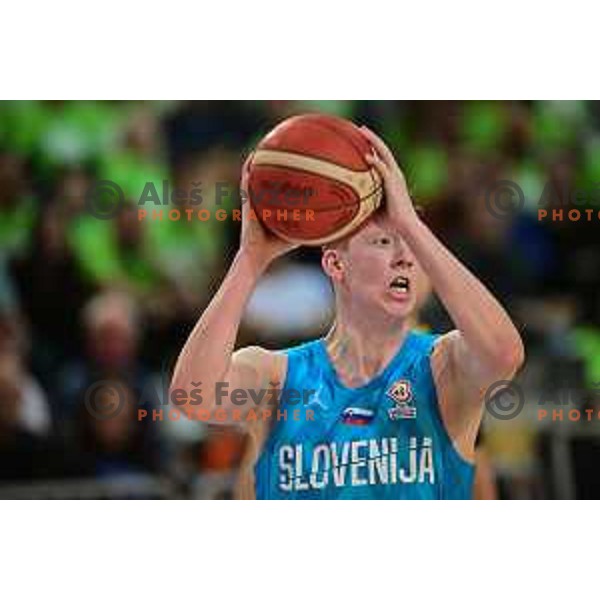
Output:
[[430, 331, 496, 462]]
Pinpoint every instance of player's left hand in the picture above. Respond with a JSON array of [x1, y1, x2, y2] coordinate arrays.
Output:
[[361, 126, 419, 230]]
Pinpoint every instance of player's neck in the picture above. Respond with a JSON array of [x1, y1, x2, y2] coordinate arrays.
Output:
[[323, 314, 410, 388]]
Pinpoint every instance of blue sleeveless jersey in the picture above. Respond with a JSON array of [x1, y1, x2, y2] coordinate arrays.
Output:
[[254, 330, 474, 499]]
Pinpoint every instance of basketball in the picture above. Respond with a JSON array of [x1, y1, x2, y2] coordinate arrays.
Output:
[[246, 114, 383, 246]]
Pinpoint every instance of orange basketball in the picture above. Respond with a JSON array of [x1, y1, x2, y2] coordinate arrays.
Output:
[[246, 114, 383, 246]]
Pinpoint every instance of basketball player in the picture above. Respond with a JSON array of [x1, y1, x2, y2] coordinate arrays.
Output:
[[171, 126, 525, 499]]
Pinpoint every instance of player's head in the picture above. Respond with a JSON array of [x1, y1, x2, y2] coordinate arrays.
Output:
[[321, 211, 424, 320]]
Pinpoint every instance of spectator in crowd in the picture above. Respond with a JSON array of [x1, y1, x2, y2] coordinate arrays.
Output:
[[71, 382, 161, 478], [0, 346, 48, 482], [54, 290, 156, 426], [10, 199, 95, 380], [0, 311, 52, 436], [0, 314, 78, 482]]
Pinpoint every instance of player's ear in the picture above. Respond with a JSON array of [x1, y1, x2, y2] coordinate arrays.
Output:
[[321, 247, 344, 281]]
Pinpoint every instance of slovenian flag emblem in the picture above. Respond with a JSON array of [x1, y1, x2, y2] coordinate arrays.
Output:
[[341, 407, 375, 425]]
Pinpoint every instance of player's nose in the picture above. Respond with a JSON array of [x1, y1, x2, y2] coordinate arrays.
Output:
[[390, 239, 414, 269]]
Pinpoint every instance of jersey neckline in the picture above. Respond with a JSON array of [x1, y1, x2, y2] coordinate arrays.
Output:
[[315, 330, 419, 393]]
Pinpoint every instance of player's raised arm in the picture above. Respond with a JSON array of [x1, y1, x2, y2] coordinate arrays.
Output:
[[362, 126, 525, 452], [169, 157, 297, 420]]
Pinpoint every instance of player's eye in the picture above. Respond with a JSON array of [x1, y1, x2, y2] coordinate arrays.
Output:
[[373, 237, 391, 246]]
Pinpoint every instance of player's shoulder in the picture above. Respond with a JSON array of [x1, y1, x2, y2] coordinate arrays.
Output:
[[410, 328, 442, 349], [428, 330, 464, 384], [232, 345, 274, 364], [234, 337, 321, 358], [232, 345, 284, 380], [408, 329, 460, 377], [280, 338, 324, 359], [232, 338, 324, 383], [430, 329, 460, 353], [405, 328, 445, 362], [232, 344, 301, 389]]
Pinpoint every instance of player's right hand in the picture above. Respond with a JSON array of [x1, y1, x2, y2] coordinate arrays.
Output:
[[239, 153, 299, 269]]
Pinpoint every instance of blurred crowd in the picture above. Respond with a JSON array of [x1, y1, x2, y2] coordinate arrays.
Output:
[[1, 100, 599, 498]]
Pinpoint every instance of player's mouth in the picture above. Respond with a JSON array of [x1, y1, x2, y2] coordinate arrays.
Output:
[[388, 275, 411, 300]]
